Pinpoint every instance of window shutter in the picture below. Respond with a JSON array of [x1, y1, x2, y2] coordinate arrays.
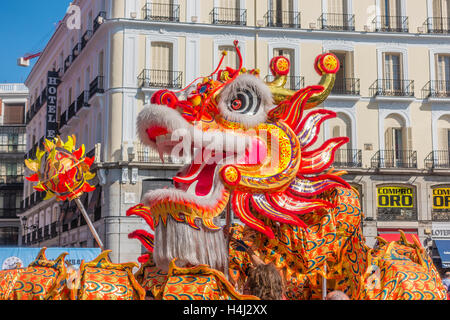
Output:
[[3, 105, 24, 125], [385, 127, 394, 150]]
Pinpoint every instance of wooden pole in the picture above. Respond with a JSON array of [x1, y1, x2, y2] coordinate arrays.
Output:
[[322, 262, 327, 300], [74, 197, 104, 251]]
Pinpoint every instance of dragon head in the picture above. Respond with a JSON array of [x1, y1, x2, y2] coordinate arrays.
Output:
[[136, 41, 350, 272]]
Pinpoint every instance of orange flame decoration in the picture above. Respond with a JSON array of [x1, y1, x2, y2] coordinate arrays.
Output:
[[25, 135, 96, 202]]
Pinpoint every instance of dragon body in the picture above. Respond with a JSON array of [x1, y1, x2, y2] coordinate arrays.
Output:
[[0, 42, 446, 300]]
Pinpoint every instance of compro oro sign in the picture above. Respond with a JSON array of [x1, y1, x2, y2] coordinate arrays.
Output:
[[377, 186, 414, 208], [432, 187, 450, 210]]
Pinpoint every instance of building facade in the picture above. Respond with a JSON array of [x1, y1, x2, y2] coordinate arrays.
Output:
[[20, 0, 450, 267], [0, 84, 28, 246]]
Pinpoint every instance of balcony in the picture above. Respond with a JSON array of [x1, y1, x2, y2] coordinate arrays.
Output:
[[81, 30, 93, 50], [138, 69, 183, 89], [264, 75, 304, 91], [59, 110, 68, 130], [318, 13, 355, 31], [333, 149, 362, 168], [72, 43, 81, 62], [142, 2, 180, 22], [76, 91, 90, 112], [264, 10, 300, 28], [422, 80, 450, 99], [43, 225, 50, 240], [50, 222, 57, 237], [89, 76, 105, 99], [331, 78, 360, 95], [136, 144, 184, 164], [67, 101, 77, 123], [0, 208, 19, 219], [64, 55, 73, 73], [0, 126, 26, 153], [425, 150, 450, 169], [369, 79, 414, 97], [93, 11, 106, 33], [373, 15, 409, 32], [0, 175, 24, 185], [371, 150, 417, 169], [424, 17, 450, 34], [210, 7, 247, 26]]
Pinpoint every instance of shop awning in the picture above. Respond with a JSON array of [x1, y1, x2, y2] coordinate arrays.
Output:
[[435, 240, 450, 268], [378, 232, 420, 245]]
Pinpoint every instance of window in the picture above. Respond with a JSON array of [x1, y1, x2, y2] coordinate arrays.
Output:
[[273, 48, 297, 88], [152, 42, 173, 71], [436, 55, 450, 93], [219, 45, 239, 70], [383, 53, 402, 92], [271, 0, 294, 25], [3, 104, 24, 125], [0, 227, 18, 245], [330, 51, 356, 94], [433, 0, 450, 19], [98, 51, 104, 77], [328, 0, 348, 14]]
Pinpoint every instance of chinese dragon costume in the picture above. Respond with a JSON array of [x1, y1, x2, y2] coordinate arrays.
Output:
[[0, 41, 446, 300]]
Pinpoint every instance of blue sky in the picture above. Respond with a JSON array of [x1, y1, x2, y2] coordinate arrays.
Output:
[[0, 0, 71, 83]]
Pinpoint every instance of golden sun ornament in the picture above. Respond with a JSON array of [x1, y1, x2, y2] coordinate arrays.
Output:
[[25, 135, 96, 201]]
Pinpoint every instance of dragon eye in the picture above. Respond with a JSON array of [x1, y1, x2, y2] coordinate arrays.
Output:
[[227, 89, 261, 115]]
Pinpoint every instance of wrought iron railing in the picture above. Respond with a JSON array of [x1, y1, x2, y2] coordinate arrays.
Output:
[[68, 101, 77, 121], [72, 43, 81, 62], [264, 75, 304, 91], [333, 149, 362, 168], [89, 76, 105, 98], [76, 91, 90, 110], [373, 15, 409, 32], [422, 80, 450, 99], [93, 11, 106, 33], [369, 79, 414, 97], [424, 150, 450, 169], [142, 2, 180, 22], [331, 78, 360, 95], [64, 55, 72, 72], [50, 222, 57, 237], [0, 208, 19, 219], [264, 10, 300, 28], [136, 144, 185, 164], [424, 17, 450, 33], [0, 175, 23, 184], [59, 110, 68, 130], [318, 13, 355, 31], [210, 7, 247, 25], [138, 69, 183, 89], [371, 150, 417, 169], [81, 30, 93, 49]]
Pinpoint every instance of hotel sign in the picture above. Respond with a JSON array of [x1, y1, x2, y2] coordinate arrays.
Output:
[[377, 186, 414, 208], [432, 188, 450, 210], [46, 71, 59, 139]]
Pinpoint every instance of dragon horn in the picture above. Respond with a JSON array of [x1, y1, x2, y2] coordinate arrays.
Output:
[[266, 53, 340, 108]]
